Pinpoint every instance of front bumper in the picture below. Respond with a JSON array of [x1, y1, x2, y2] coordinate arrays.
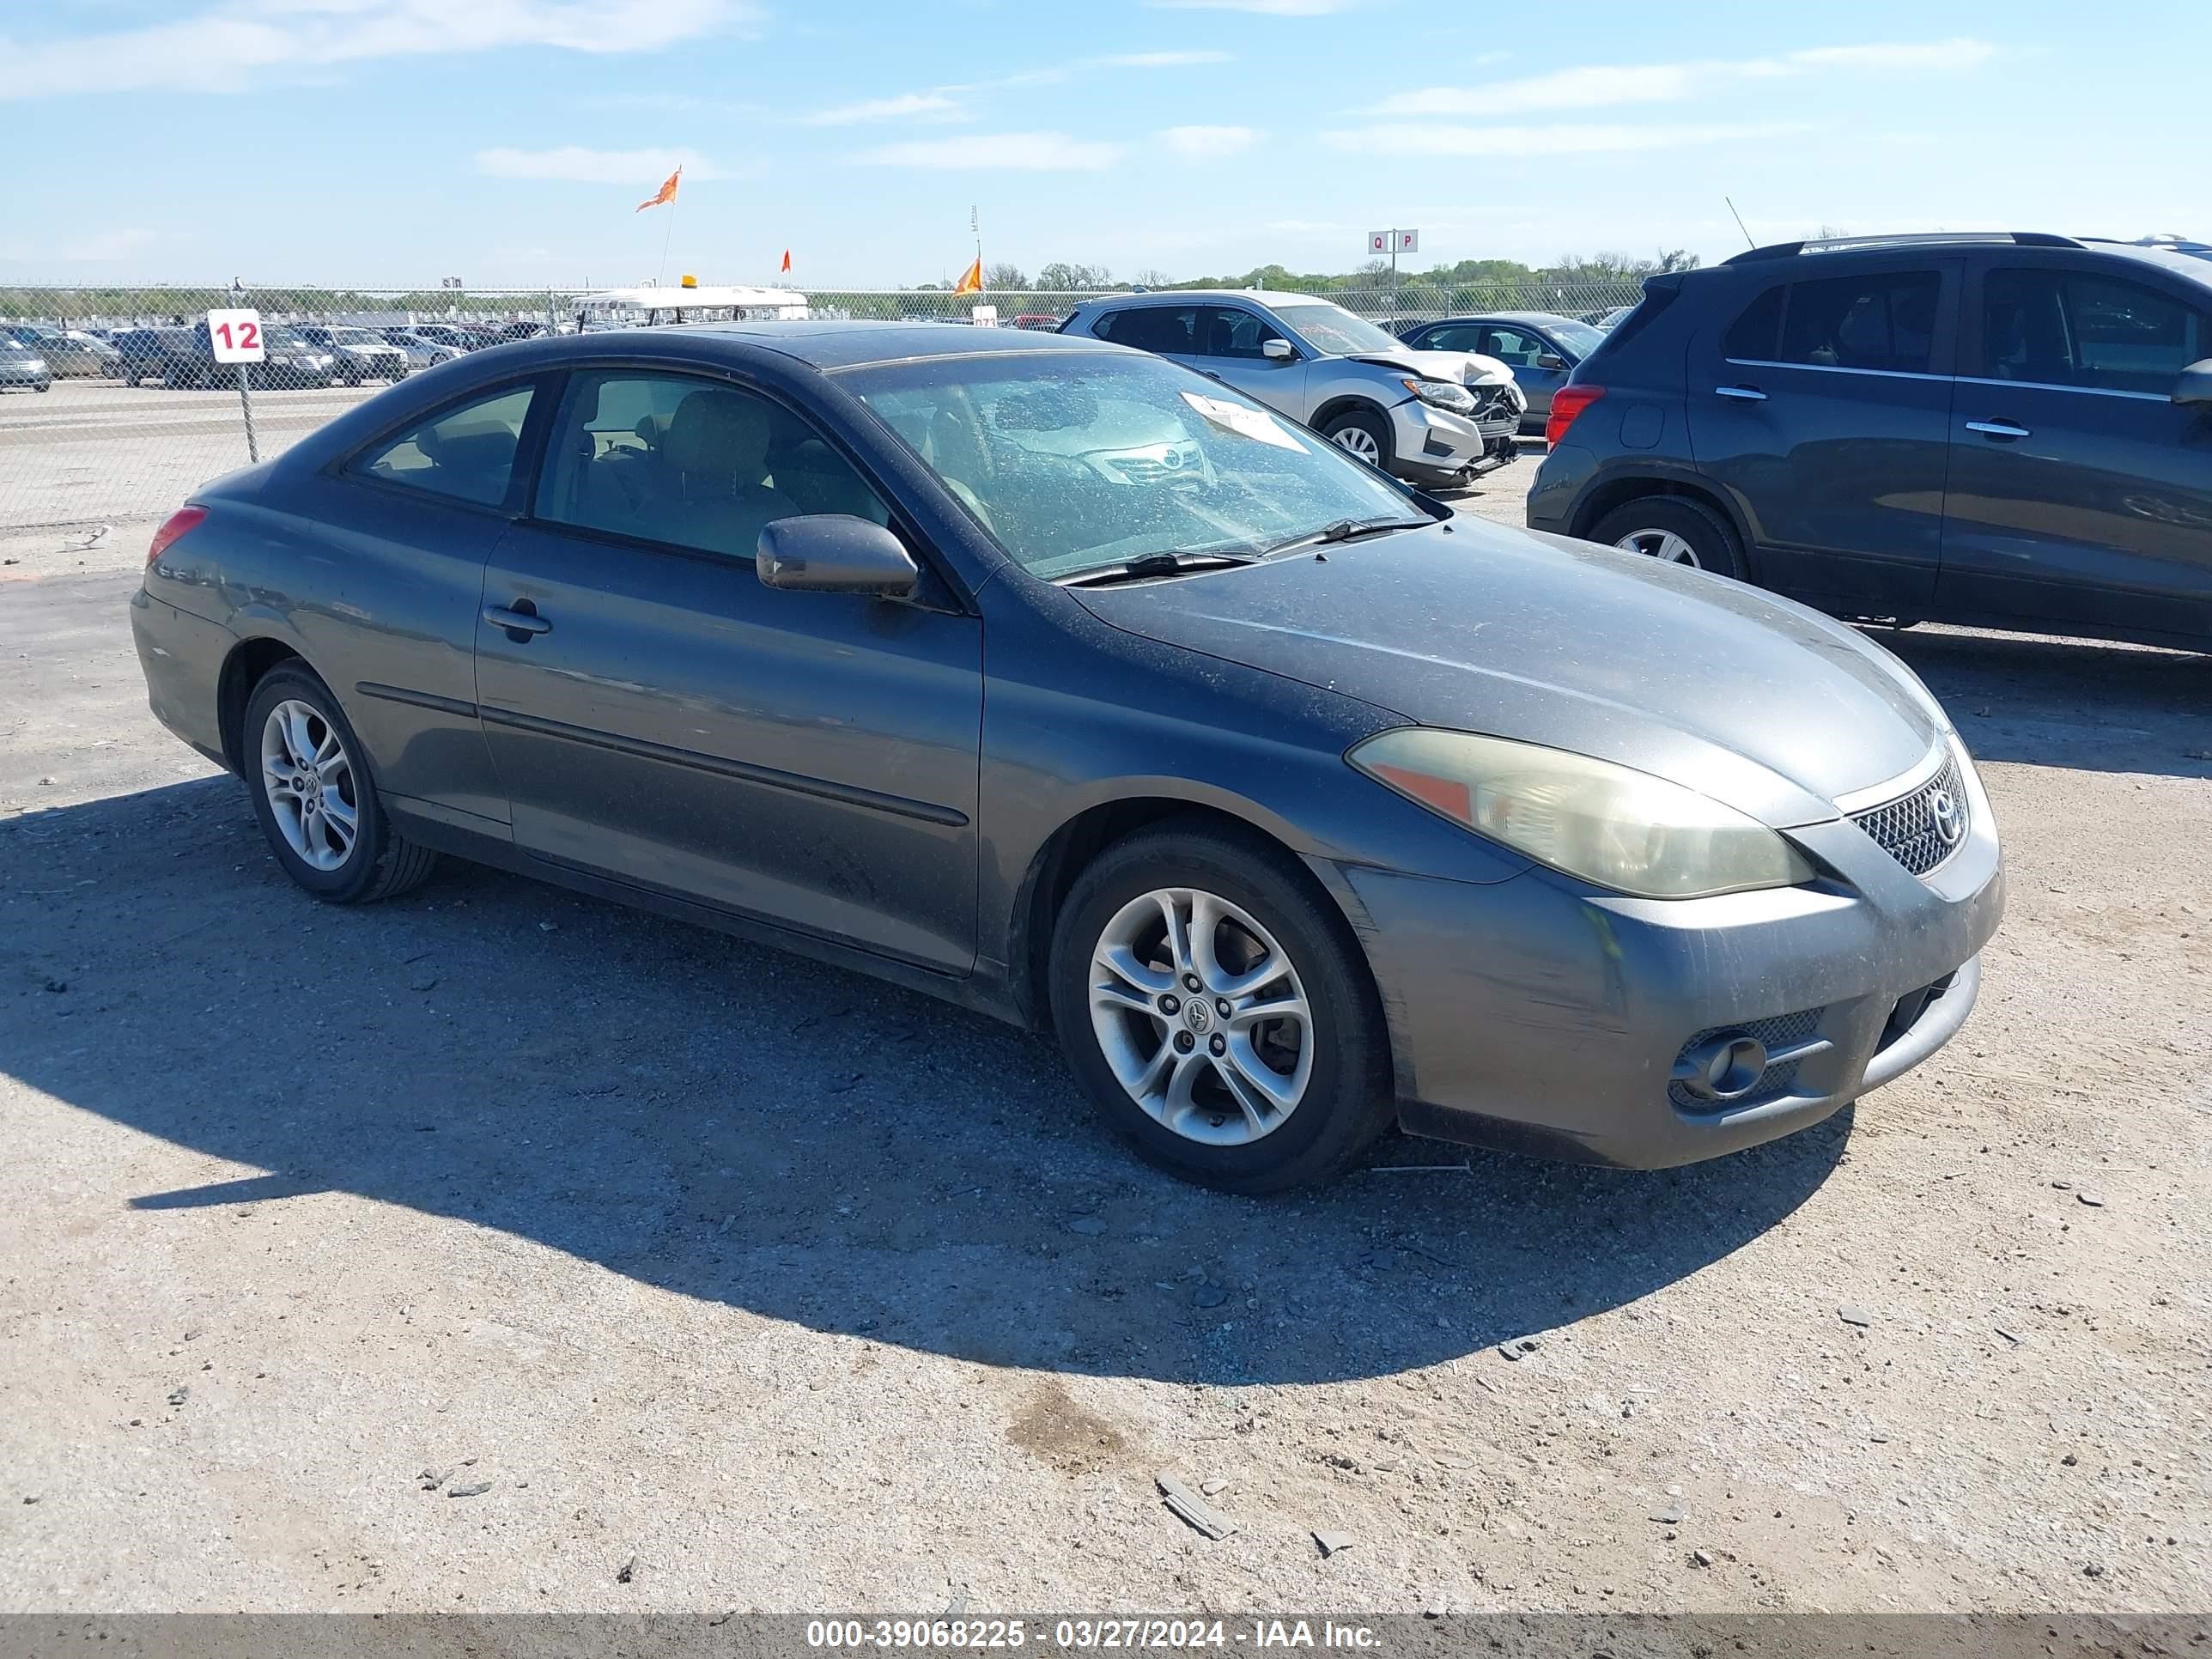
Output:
[[1320, 748, 2005, 1168]]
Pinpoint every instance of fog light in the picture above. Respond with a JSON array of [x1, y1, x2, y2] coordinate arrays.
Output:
[[1674, 1033, 1769, 1103]]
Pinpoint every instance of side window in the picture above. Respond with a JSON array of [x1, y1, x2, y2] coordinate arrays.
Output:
[[536, 371, 890, 556], [351, 382, 537, 507], [1722, 286, 1784, 360], [1985, 268, 2208, 394], [1097, 306, 1197, 355], [1422, 324, 1486, 354], [1194, 307, 1288, 360], [1777, 270, 1940, 374], [1477, 325, 1545, 368]]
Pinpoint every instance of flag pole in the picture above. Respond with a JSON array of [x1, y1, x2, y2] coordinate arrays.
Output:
[[657, 190, 679, 289]]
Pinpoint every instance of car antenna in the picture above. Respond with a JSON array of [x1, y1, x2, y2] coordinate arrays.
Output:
[[1724, 197, 1755, 250]]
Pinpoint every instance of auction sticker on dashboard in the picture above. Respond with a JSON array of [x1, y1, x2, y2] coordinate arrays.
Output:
[[1180, 391, 1300, 451], [204, 307, 265, 364]]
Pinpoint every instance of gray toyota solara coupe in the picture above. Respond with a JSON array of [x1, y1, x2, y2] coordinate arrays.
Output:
[[130, 322, 2004, 1192]]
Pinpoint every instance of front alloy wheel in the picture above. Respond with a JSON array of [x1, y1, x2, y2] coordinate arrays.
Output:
[[1049, 823, 1395, 1193], [1088, 887, 1313, 1146]]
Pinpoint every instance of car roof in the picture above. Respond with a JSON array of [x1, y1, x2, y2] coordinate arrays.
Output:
[[1418, 310, 1580, 327], [647, 319, 1123, 370]]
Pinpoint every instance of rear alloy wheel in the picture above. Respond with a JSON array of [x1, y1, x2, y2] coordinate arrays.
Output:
[[1318, 407, 1393, 473], [1589, 495, 1746, 581], [1049, 823, 1394, 1193], [243, 665, 436, 904]]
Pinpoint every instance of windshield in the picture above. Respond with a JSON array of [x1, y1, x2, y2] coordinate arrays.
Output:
[[332, 327, 380, 344], [842, 350, 1421, 580], [263, 324, 309, 349], [1269, 301, 1405, 358], [1549, 319, 1604, 356]]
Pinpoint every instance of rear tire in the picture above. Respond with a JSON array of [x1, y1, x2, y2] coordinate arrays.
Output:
[[242, 664, 436, 904], [1048, 822, 1395, 1194], [1589, 495, 1746, 581], [1317, 406, 1394, 475]]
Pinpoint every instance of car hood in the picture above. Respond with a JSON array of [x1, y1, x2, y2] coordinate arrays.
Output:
[[1071, 517, 1945, 827], [1350, 348, 1516, 387]]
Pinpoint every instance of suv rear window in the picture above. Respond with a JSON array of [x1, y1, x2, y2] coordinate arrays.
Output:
[[1722, 286, 1784, 360], [1777, 271, 1940, 374]]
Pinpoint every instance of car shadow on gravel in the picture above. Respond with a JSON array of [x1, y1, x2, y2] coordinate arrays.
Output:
[[5, 775, 1847, 1387], [1871, 624, 2212, 781]]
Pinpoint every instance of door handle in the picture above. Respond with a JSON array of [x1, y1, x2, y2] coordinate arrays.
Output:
[[483, 603, 550, 636], [1715, 384, 1767, 402], [1966, 419, 2031, 441]]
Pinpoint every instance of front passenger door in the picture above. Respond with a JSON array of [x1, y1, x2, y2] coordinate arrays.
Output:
[[475, 368, 984, 973]]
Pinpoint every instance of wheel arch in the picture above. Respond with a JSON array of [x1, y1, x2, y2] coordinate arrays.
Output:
[[1308, 394, 1394, 438], [216, 635, 307, 775], [1006, 793, 1378, 1044], [1566, 474, 1758, 577]]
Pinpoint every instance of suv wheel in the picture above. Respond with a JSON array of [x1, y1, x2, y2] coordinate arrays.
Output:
[[1318, 407, 1393, 473], [1589, 496, 1745, 580]]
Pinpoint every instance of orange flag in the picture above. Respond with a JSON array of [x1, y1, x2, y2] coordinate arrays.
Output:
[[635, 167, 681, 212], [951, 255, 983, 295], [781, 249, 792, 274]]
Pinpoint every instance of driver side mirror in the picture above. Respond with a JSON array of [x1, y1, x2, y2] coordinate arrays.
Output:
[[1536, 353, 1567, 372], [2175, 358, 2212, 407], [757, 515, 919, 597], [1261, 337, 1297, 362]]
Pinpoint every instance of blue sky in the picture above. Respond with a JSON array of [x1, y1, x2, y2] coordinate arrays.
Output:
[[4, 0, 2205, 288]]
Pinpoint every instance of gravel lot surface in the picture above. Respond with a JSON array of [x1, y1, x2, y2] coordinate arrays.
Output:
[[0, 445, 2207, 1617]]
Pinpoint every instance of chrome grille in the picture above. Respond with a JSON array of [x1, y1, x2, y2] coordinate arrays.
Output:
[[1850, 753, 1968, 877], [1668, 1008, 1822, 1113]]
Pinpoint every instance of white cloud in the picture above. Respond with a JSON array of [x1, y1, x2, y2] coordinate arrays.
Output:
[[58, 228, 159, 262], [1096, 50, 1232, 67], [1375, 38, 1995, 118], [1161, 125, 1259, 158], [0, 0, 757, 99], [802, 91, 966, 126], [476, 146, 726, 184], [856, 132, 1124, 171], [1146, 0, 1357, 11], [1322, 122, 1808, 157]]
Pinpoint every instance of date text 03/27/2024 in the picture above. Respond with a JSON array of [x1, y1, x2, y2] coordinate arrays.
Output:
[[804, 1620, 1382, 1650]]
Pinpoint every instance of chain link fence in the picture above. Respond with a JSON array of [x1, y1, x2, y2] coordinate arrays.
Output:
[[1, 279, 1643, 532]]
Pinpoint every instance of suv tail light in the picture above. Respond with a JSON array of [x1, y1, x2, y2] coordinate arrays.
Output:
[[148, 505, 207, 567], [1546, 385, 1606, 449]]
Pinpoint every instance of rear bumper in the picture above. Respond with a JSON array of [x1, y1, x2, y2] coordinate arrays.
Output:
[[130, 585, 234, 771], [1316, 763, 2006, 1168]]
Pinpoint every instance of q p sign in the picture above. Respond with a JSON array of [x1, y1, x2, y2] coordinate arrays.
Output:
[[206, 307, 265, 364]]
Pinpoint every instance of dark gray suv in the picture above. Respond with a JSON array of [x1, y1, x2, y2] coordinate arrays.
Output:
[[1528, 232, 2212, 653]]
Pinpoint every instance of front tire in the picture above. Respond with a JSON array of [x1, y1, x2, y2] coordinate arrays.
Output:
[[1317, 406, 1394, 474], [1048, 823, 1394, 1194], [1589, 495, 1746, 580], [242, 665, 436, 904]]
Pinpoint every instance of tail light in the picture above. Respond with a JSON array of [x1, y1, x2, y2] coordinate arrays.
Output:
[[1546, 384, 1606, 449], [148, 505, 207, 567]]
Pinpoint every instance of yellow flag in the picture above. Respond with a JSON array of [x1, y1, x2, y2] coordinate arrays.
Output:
[[635, 167, 681, 212], [951, 256, 983, 295]]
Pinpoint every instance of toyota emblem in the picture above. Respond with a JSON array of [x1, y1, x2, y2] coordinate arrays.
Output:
[[1928, 787, 1966, 848]]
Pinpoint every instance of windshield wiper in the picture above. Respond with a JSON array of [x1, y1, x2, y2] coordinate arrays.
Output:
[[1255, 516, 1430, 558], [1058, 550, 1266, 587]]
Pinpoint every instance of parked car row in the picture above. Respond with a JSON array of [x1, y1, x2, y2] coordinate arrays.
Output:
[[1060, 289, 1528, 486], [5, 323, 122, 379], [5, 317, 556, 392]]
